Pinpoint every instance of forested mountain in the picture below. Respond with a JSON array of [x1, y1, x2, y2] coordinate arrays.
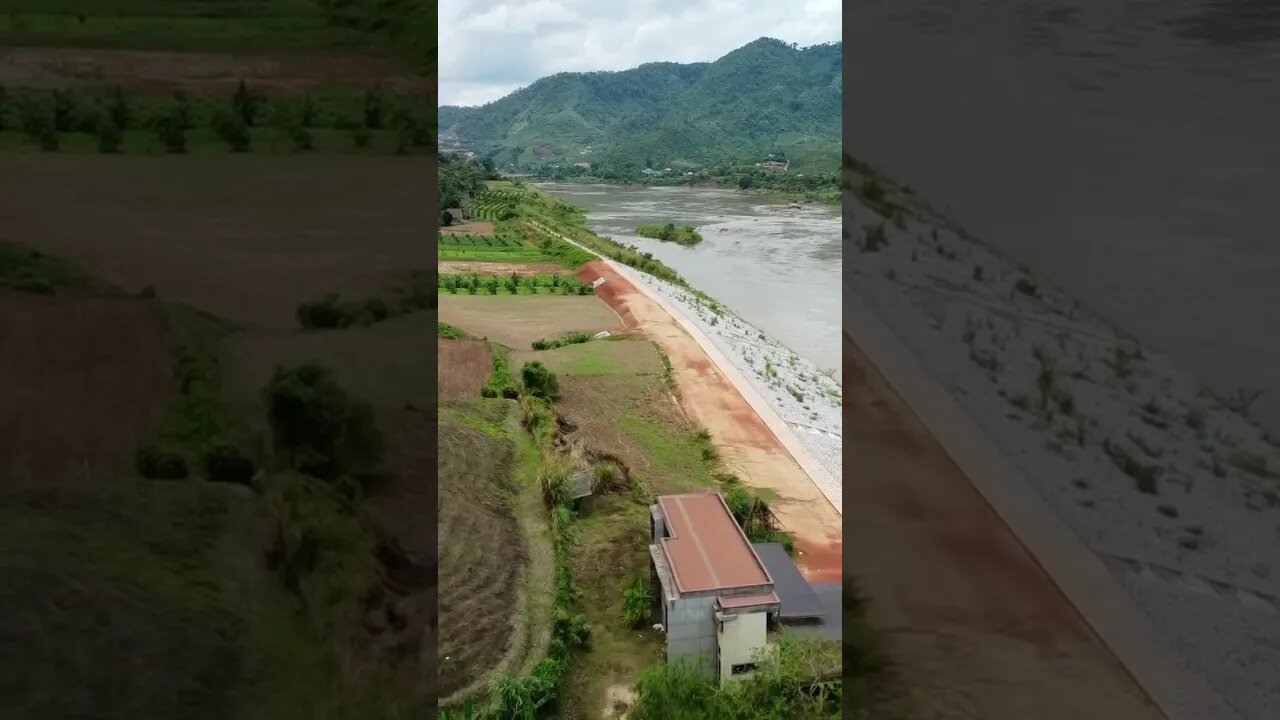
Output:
[[439, 38, 841, 171]]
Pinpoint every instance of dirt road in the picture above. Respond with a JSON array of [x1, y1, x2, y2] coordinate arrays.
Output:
[[843, 335, 1163, 719], [574, 261, 841, 581]]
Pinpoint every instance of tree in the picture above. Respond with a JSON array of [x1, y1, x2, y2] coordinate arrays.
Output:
[[521, 361, 559, 400], [152, 106, 186, 153], [232, 80, 261, 126], [214, 109, 251, 152], [96, 117, 122, 153], [51, 89, 75, 132], [172, 90, 193, 130], [263, 362, 383, 481], [661, 222, 676, 242], [107, 84, 130, 130], [363, 87, 383, 129]]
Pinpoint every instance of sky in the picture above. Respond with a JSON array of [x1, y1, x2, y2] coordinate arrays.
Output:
[[438, 0, 841, 107]]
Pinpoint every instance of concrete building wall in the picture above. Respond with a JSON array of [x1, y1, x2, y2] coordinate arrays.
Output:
[[665, 595, 717, 675], [717, 610, 772, 681]]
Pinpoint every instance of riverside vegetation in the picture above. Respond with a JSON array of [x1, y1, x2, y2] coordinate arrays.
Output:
[[636, 223, 703, 246]]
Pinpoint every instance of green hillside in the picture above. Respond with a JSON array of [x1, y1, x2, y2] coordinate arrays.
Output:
[[439, 37, 841, 172]]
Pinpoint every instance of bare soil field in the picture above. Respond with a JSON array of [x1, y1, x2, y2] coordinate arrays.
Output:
[[437, 401, 526, 701], [575, 261, 842, 580], [438, 294, 620, 350], [0, 155, 430, 330], [0, 46, 429, 93], [438, 338, 491, 402], [842, 337, 1161, 720], [440, 221, 495, 235], [0, 292, 172, 489], [438, 260, 566, 276]]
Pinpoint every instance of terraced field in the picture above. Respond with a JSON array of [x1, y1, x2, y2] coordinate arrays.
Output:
[[472, 189, 527, 221]]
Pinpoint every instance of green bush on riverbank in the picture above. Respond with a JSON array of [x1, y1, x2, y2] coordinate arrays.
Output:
[[636, 223, 702, 246]]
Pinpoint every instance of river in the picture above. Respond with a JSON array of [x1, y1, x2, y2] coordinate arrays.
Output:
[[849, 0, 1280, 432], [538, 183, 842, 373]]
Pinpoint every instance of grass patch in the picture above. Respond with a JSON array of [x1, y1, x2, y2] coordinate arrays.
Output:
[[0, 238, 106, 295], [482, 348, 520, 400], [439, 322, 469, 339]]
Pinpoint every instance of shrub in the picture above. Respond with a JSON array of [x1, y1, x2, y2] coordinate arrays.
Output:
[[531, 332, 591, 351], [136, 445, 188, 480], [232, 80, 261, 126], [482, 353, 519, 399], [214, 110, 251, 152], [262, 362, 383, 481], [521, 360, 559, 400], [107, 84, 130, 129], [203, 444, 255, 485], [538, 462, 573, 509], [590, 462, 623, 494], [96, 117, 122, 153], [621, 576, 650, 628], [351, 125, 373, 148], [152, 110, 186, 154], [296, 294, 345, 329], [521, 395, 557, 446]]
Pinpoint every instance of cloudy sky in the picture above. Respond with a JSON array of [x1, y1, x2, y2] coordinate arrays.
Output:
[[438, 0, 841, 107]]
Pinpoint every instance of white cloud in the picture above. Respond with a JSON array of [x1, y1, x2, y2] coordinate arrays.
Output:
[[438, 0, 841, 106]]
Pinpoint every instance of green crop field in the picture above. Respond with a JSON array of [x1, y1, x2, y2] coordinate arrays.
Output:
[[0, 85, 432, 155], [438, 234, 527, 249], [472, 189, 528, 221], [437, 272, 593, 296]]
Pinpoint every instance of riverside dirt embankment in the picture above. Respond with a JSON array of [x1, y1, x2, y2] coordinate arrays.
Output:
[[524, 215, 842, 580], [570, 258, 841, 581]]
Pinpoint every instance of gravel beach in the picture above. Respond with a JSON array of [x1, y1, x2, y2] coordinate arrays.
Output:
[[849, 175, 1280, 719]]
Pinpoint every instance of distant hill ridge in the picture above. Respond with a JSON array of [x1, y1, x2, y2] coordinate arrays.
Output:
[[439, 37, 841, 171]]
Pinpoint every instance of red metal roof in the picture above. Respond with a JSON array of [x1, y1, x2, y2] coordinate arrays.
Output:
[[717, 592, 780, 610], [658, 492, 773, 594]]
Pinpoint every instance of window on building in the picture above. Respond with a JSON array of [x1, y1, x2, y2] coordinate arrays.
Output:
[[731, 663, 756, 675]]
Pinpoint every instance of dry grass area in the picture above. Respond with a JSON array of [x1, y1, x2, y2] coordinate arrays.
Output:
[[0, 292, 173, 489], [437, 400, 527, 701], [0, 155, 430, 330], [438, 338, 491, 402], [438, 294, 620, 350], [440, 221, 495, 235]]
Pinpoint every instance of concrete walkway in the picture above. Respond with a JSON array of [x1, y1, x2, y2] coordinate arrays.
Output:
[[531, 220, 841, 515]]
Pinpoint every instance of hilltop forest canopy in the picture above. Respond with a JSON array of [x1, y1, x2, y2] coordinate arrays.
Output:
[[438, 152, 497, 215], [439, 37, 840, 173]]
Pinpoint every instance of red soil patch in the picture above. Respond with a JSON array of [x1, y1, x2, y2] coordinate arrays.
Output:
[[574, 261, 636, 329], [0, 293, 172, 488], [842, 334, 1159, 718], [0, 46, 430, 94], [440, 222, 495, 236], [437, 339, 491, 402], [794, 539, 842, 583]]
